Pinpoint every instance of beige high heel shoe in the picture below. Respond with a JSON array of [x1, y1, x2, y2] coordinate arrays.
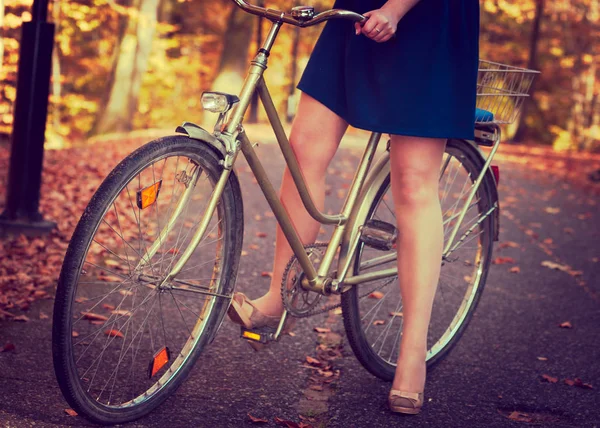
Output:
[[227, 292, 294, 351], [388, 390, 424, 415], [227, 292, 281, 330]]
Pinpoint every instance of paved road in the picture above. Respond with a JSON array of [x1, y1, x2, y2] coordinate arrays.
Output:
[[1, 130, 599, 428]]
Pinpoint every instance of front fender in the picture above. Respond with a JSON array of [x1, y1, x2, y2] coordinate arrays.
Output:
[[175, 121, 226, 158]]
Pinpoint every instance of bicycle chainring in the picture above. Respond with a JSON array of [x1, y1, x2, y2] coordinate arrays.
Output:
[[280, 243, 399, 318], [280, 244, 329, 318]]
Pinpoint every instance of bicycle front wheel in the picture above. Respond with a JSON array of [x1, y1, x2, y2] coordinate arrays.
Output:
[[342, 139, 495, 381], [52, 135, 243, 424]]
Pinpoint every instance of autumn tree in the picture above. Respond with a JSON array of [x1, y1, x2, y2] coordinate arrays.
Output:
[[91, 0, 161, 135]]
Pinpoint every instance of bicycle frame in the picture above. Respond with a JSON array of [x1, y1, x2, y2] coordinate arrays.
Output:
[[142, 9, 501, 302]]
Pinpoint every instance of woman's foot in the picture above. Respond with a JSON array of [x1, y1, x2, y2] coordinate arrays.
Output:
[[227, 293, 281, 330], [389, 350, 426, 414], [248, 292, 284, 318]]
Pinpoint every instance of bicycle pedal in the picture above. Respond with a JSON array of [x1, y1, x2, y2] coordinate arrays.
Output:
[[240, 327, 275, 344], [360, 219, 397, 251]]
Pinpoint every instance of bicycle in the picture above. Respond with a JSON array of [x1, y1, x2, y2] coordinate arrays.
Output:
[[51, 1, 539, 424]]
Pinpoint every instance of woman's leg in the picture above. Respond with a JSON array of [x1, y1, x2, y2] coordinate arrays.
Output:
[[388, 135, 447, 393], [250, 92, 348, 316]]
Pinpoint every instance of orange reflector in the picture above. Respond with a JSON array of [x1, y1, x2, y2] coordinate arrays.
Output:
[[137, 181, 162, 210], [148, 347, 170, 379], [242, 331, 261, 342]]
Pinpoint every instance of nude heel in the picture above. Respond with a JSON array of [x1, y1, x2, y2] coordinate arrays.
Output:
[[388, 390, 424, 415]]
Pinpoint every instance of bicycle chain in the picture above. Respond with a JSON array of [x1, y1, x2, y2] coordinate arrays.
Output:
[[280, 243, 397, 319]]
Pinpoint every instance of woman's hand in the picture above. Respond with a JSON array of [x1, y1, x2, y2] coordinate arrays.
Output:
[[354, 8, 400, 43]]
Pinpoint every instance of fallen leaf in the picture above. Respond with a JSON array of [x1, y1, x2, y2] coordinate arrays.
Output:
[[537, 357, 548, 361], [306, 356, 321, 366], [241, 250, 248, 256], [102, 304, 116, 311], [544, 207, 561, 214], [1, 343, 16, 352], [543, 238, 554, 245], [104, 259, 121, 268], [72, 331, 80, 338], [507, 411, 534, 423], [563, 227, 574, 234], [559, 321, 573, 329], [260, 271, 273, 278], [373, 320, 385, 326], [112, 309, 132, 317], [509, 266, 521, 273], [369, 291, 384, 299], [308, 384, 323, 391], [314, 327, 331, 333], [104, 329, 124, 338], [541, 374, 558, 383], [256, 232, 267, 238], [167, 248, 180, 255], [525, 229, 539, 239], [541, 260, 571, 272], [254, 215, 262, 221], [493, 257, 515, 265], [39, 312, 49, 320], [389, 311, 403, 317], [565, 378, 593, 389], [247, 413, 268, 424], [498, 241, 520, 249], [100, 275, 122, 283], [82, 312, 109, 322], [274, 417, 301, 428], [119, 290, 133, 296], [65, 409, 78, 416], [13, 315, 30, 322], [249, 244, 260, 250]]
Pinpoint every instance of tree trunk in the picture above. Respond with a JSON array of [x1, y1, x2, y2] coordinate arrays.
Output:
[[211, 5, 255, 94], [286, 25, 300, 123], [0, 0, 5, 77], [92, 0, 160, 135], [511, 0, 544, 142], [247, 0, 264, 123], [52, 0, 61, 132]]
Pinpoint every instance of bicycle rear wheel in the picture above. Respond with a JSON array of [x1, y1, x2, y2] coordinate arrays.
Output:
[[342, 139, 495, 381], [52, 135, 243, 424]]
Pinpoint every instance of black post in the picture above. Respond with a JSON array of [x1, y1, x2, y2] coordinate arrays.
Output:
[[0, 0, 56, 236]]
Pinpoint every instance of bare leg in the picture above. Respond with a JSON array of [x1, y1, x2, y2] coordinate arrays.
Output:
[[388, 135, 446, 393], [250, 92, 347, 316]]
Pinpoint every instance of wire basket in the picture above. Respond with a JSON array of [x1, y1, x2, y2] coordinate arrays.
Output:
[[475, 60, 540, 124]]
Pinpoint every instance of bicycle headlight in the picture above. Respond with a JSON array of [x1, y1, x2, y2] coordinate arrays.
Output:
[[201, 92, 239, 113]]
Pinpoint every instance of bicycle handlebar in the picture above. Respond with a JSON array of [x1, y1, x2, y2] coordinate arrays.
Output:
[[230, 0, 366, 27]]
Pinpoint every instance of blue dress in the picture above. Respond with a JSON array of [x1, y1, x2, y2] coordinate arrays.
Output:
[[297, 0, 480, 139]]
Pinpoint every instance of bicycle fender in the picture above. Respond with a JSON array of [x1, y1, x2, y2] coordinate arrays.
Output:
[[460, 139, 500, 242], [175, 121, 226, 158]]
